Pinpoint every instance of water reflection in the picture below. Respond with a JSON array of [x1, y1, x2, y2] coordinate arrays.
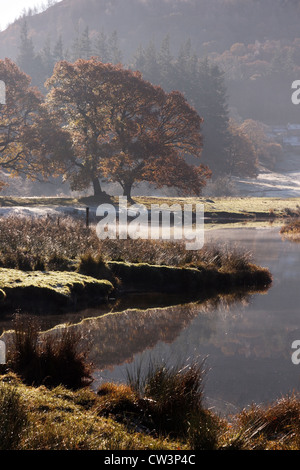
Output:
[[1, 226, 299, 416], [86, 227, 300, 414], [62, 291, 252, 369]]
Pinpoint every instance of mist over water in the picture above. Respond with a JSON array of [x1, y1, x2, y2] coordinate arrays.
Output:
[[15, 226, 296, 416]]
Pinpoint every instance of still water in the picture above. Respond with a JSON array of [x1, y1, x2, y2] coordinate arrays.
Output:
[[88, 226, 300, 415], [1, 225, 300, 415]]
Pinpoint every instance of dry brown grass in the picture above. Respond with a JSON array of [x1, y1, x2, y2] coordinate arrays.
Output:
[[280, 218, 300, 242], [0, 215, 254, 272], [224, 395, 300, 450], [7, 314, 93, 389]]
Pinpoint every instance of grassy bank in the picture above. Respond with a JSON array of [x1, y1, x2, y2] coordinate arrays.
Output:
[[1, 368, 300, 450], [1, 196, 300, 222], [135, 196, 300, 222], [0, 216, 272, 312], [1, 315, 299, 451], [0, 268, 113, 312], [0, 373, 187, 450], [280, 218, 300, 242], [106, 260, 272, 295]]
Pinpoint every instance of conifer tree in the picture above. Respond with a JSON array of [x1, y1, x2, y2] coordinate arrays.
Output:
[[17, 21, 36, 75], [194, 59, 231, 175], [80, 26, 92, 60], [53, 35, 64, 63], [40, 36, 55, 78], [94, 31, 110, 63], [158, 34, 174, 91], [17, 20, 45, 89], [108, 31, 123, 64]]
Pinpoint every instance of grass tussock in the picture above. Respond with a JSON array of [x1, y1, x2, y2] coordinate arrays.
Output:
[[0, 381, 28, 450], [1, 352, 300, 449], [7, 314, 93, 389], [226, 395, 300, 450], [98, 358, 221, 449], [280, 218, 300, 242]]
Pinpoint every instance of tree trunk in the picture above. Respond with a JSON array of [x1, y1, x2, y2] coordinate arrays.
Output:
[[92, 178, 104, 198], [123, 181, 133, 202]]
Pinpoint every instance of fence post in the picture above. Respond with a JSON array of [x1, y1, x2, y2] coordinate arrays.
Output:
[[86, 207, 90, 227]]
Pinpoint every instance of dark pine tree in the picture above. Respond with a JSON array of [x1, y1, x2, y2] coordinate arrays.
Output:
[[17, 20, 45, 90]]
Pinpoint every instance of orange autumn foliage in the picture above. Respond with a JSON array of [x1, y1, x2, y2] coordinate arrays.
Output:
[[46, 59, 211, 198]]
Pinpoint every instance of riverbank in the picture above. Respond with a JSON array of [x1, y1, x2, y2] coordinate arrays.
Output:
[[0, 215, 272, 313], [1, 368, 300, 450], [0, 195, 300, 224], [0, 258, 272, 314], [280, 218, 300, 242], [0, 223, 297, 450]]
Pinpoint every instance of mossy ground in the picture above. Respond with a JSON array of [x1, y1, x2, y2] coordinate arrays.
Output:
[[0, 259, 272, 313], [0, 268, 113, 311]]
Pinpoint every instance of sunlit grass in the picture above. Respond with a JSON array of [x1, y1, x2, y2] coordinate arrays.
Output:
[[1, 195, 300, 219], [1, 364, 300, 449], [280, 218, 300, 242]]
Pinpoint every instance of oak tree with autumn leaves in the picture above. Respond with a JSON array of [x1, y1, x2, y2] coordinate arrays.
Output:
[[0, 59, 71, 189], [46, 59, 210, 199]]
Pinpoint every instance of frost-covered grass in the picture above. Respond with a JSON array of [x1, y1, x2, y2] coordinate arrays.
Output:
[[0, 268, 113, 311], [0, 215, 272, 311], [1, 195, 300, 218], [135, 196, 300, 219], [0, 214, 266, 270]]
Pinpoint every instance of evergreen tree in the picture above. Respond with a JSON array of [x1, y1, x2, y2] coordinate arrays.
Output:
[[174, 38, 198, 98], [108, 31, 123, 64], [80, 26, 92, 60], [53, 35, 65, 63], [142, 41, 160, 84], [71, 25, 81, 62], [17, 20, 45, 89], [40, 36, 55, 78], [132, 44, 146, 72], [17, 21, 36, 75], [194, 59, 231, 175], [94, 31, 110, 63], [158, 34, 174, 91]]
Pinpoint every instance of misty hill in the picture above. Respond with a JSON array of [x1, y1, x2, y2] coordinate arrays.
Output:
[[2, 0, 300, 62], [1, 0, 300, 190]]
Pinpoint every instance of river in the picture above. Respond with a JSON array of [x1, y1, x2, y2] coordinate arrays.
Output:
[[90, 226, 300, 415], [1, 225, 299, 416]]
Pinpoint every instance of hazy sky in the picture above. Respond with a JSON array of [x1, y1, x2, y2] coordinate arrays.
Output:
[[0, 1, 61, 31]]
